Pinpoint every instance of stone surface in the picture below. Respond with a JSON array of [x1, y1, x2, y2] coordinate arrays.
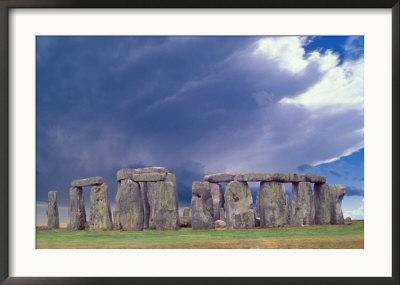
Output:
[[47, 191, 59, 229], [132, 173, 166, 182], [258, 182, 289, 228], [210, 183, 224, 220], [219, 208, 226, 222], [139, 182, 151, 229], [225, 181, 255, 229], [183, 207, 190, 217], [271, 173, 291, 182], [113, 210, 120, 229], [344, 216, 352, 225], [314, 183, 331, 224], [89, 183, 113, 231], [117, 167, 169, 181], [290, 182, 315, 227], [215, 220, 226, 229], [191, 182, 214, 230], [71, 176, 103, 187], [255, 217, 261, 227], [179, 216, 192, 228], [67, 187, 86, 231], [147, 182, 158, 228], [117, 179, 143, 231], [305, 174, 326, 184], [328, 184, 346, 225], [151, 180, 179, 230], [234, 173, 273, 182], [288, 173, 306, 182], [204, 173, 238, 183]]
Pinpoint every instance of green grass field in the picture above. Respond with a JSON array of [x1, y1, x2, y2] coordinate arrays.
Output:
[[36, 220, 364, 249]]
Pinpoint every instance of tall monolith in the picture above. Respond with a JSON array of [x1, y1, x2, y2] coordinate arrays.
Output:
[[89, 183, 113, 231], [225, 181, 255, 229], [47, 191, 59, 229], [117, 179, 144, 231], [191, 182, 214, 229], [290, 182, 315, 226], [68, 186, 86, 230], [258, 182, 289, 227]]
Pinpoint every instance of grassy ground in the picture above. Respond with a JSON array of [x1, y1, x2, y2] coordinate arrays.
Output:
[[36, 220, 364, 249]]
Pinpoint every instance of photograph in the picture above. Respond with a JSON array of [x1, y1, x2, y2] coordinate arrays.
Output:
[[35, 35, 364, 249]]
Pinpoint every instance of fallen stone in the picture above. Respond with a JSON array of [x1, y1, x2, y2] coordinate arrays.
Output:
[[258, 182, 289, 228], [328, 184, 346, 224], [234, 173, 273, 182], [225, 181, 255, 229], [344, 216, 352, 225], [314, 183, 331, 224], [290, 182, 315, 227], [210, 183, 224, 220], [117, 167, 168, 181], [67, 187, 86, 231], [117, 179, 144, 231], [132, 173, 166, 182], [215, 220, 226, 229], [139, 182, 151, 229], [71, 176, 104, 187], [179, 216, 192, 228], [204, 172, 238, 183], [47, 191, 59, 229], [89, 183, 113, 231], [152, 180, 180, 230], [305, 174, 326, 184], [191, 182, 214, 230], [183, 207, 190, 217]]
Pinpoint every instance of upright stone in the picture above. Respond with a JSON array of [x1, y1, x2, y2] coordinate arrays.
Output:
[[314, 183, 331, 224], [147, 182, 157, 228], [210, 183, 224, 220], [219, 208, 226, 222], [191, 182, 214, 230], [183, 207, 190, 217], [68, 187, 86, 231], [258, 182, 289, 228], [89, 183, 113, 231], [152, 180, 179, 230], [113, 181, 122, 229], [225, 181, 255, 229], [180, 206, 191, 228], [47, 191, 59, 229], [290, 182, 315, 227], [328, 184, 346, 224], [139, 182, 151, 229], [117, 179, 144, 231]]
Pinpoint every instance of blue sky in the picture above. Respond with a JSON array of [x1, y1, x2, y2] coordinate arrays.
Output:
[[36, 36, 364, 223]]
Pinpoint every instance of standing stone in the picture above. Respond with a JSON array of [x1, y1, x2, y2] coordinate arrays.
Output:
[[147, 182, 157, 229], [183, 207, 190, 217], [68, 187, 86, 231], [152, 180, 179, 230], [225, 181, 255, 229], [258, 182, 289, 228], [314, 183, 331, 224], [89, 183, 113, 231], [219, 208, 226, 222], [47, 191, 59, 229], [290, 182, 315, 227], [117, 179, 143, 231], [139, 182, 151, 229], [328, 184, 346, 224], [210, 183, 224, 220], [191, 182, 214, 230]]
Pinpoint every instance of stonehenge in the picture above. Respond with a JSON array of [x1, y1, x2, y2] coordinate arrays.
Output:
[[47, 191, 59, 229], [59, 169, 347, 232]]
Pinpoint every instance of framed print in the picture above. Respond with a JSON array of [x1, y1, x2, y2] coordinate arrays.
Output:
[[0, 1, 399, 284]]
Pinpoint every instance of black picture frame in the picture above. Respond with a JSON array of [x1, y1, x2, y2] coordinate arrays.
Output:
[[0, 1, 398, 284]]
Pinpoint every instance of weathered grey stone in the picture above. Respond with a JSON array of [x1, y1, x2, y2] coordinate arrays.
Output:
[[89, 183, 113, 231], [210, 183, 224, 220], [234, 173, 273, 182], [113, 210, 120, 229], [68, 187, 86, 231], [255, 217, 261, 227], [305, 174, 326, 184], [219, 208, 225, 222], [288, 173, 306, 182], [71, 176, 104, 187], [255, 191, 260, 218], [225, 181, 255, 229], [139, 182, 151, 229], [132, 173, 166, 182], [179, 216, 192, 228], [258, 182, 289, 228], [147, 182, 157, 228], [344, 217, 352, 225], [328, 184, 346, 225], [183, 207, 190, 217], [47, 191, 59, 229], [152, 180, 179, 230], [117, 167, 169, 181], [271, 173, 290, 182], [215, 220, 226, 229], [117, 179, 143, 231], [204, 173, 239, 183], [290, 182, 315, 227], [191, 182, 214, 229], [314, 183, 331, 224]]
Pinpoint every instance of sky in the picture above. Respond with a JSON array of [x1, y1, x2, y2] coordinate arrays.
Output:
[[36, 36, 364, 224]]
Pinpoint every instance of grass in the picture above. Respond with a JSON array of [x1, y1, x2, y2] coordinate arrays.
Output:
[[36, 220, 364, 249]]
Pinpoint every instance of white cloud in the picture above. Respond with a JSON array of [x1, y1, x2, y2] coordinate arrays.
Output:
[[343, 198, 364, 219]]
